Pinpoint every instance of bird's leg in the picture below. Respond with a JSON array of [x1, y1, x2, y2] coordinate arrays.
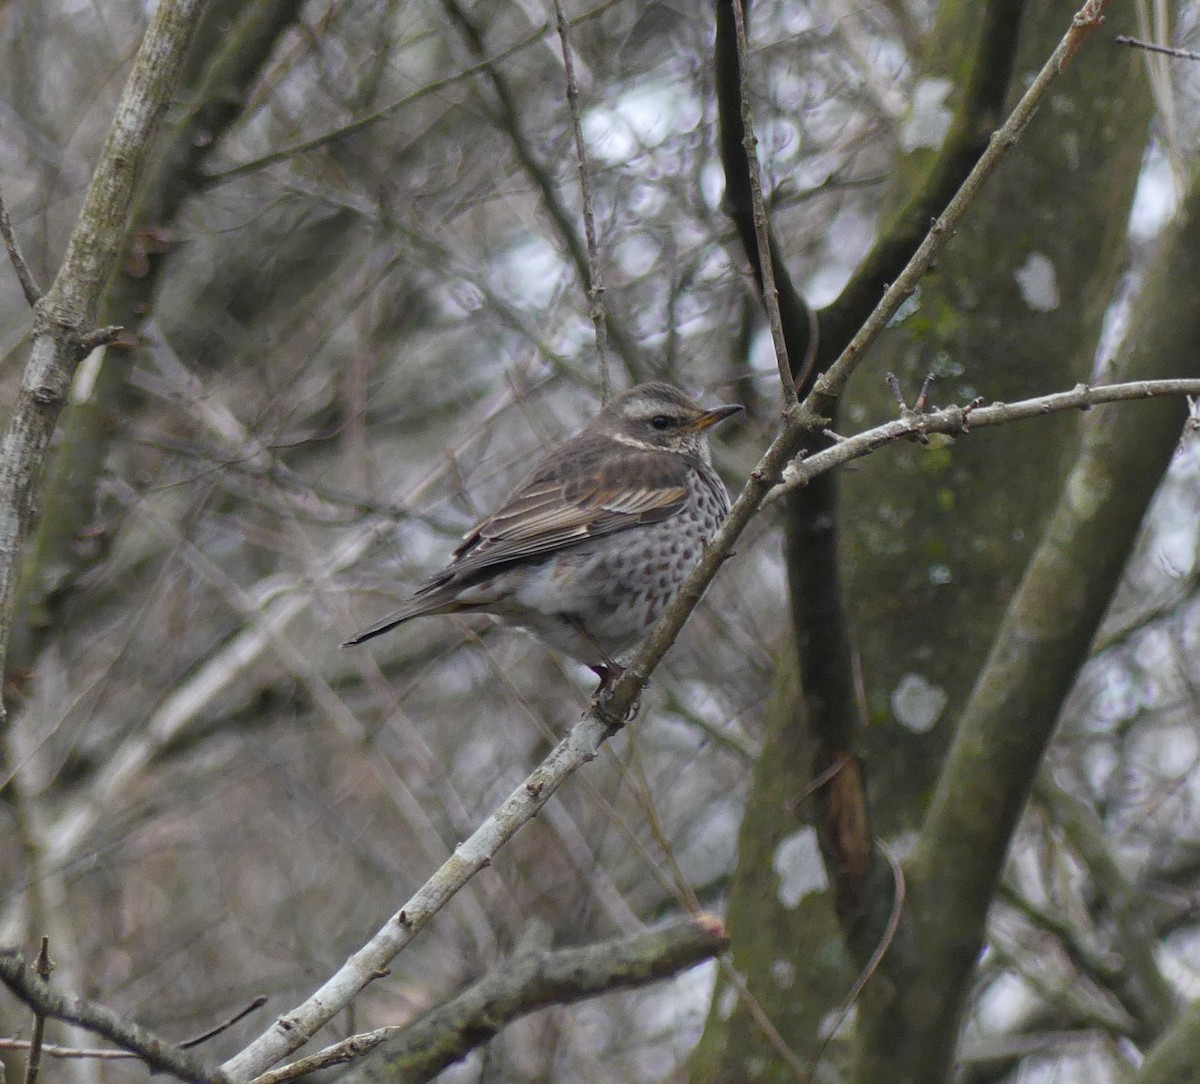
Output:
[[565, 617, 641, 722], [588, 659, 624, 693]]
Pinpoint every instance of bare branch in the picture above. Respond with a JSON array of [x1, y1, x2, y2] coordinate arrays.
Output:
[[728, 0, 794, 403], [0, 1041, 139, 1062], [1114, 34, 1200, 62], [0, 181, 42, 305], [0, 949, 228, 1084], [253, 916, 727, 1084], [768, 378, 1200, 503], [553, 0, 610, 402], [0, 0, 207, 762]]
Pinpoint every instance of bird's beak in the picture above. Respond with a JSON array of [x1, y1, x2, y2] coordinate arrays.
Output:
[[689, 403, 744, 432]]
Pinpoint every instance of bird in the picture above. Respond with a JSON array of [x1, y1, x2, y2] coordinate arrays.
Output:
[[344, 382, 742, 695]]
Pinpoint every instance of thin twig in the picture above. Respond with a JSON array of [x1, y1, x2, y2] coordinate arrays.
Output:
[[0, 181, 42, 305], [729, 0, 795, 404], [808, 844, 907, 1076], [23, 938, 53, 1084], [0, 1040, 138, 1061], [0, 996, 270, 1061], [769, 378, 1200, 504], [714, 961, 811, 1081], [554, 0, 610, 402], [180, 997, 269, 1050], [1113, 34, 1200, 62], [796, 751, 852, 803]]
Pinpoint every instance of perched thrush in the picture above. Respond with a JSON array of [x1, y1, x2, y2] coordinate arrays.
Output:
[[345, 382, 742, 691]]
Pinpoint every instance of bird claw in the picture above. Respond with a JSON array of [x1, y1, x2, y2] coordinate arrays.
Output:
[[588, 689, 642, 726], [588, 662, 642, 724]]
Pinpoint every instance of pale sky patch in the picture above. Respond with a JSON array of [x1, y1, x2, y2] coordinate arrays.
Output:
[[772, 827, 828, 908], [901, 78, 953, 152]]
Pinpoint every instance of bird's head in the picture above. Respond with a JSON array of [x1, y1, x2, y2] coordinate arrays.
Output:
[[595, 382, 743, 458]]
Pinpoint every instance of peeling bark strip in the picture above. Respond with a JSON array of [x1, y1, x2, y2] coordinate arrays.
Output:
[[0, 0, 207, 758]]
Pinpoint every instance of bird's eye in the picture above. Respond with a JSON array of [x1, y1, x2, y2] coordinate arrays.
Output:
[[650, 415, 672, 430]]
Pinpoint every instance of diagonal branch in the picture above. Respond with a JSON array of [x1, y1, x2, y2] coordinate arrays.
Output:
[[220, 712, 621, 1079], [1115, 33, 1200, 62]]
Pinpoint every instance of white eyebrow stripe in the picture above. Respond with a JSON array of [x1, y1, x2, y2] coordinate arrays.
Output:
[[608, 432, 659, 449]]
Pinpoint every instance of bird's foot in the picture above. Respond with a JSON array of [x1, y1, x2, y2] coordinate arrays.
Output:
[[588, 662, 642, 725]]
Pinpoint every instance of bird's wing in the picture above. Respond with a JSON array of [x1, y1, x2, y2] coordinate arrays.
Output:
[[435, 448, 689, 583], [343, 447, 691, 645]]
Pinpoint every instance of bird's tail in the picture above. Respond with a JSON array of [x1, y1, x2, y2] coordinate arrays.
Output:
[[341, 590, 463, 647]]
